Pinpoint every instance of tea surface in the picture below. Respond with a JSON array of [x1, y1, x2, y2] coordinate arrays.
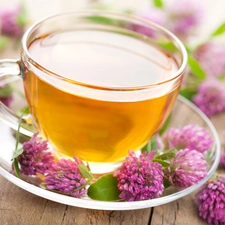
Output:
[[24, 29, 180, 162]]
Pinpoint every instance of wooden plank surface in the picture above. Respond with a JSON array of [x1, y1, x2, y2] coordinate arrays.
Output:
[[1, 99, 222, 225], [0, 175, 152, 225]]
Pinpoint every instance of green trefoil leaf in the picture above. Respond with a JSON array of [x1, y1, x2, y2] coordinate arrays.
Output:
[[87, 174, 121, 201]]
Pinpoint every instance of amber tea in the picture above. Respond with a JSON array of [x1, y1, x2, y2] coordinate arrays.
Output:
[[24, 29, 181, 163]]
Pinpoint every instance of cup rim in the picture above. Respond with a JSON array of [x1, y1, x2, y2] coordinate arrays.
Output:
[[21, 10, 188, 91]]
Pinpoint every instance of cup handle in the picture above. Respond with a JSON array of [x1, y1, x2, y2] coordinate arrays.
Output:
[[0, 59, 34, 137]]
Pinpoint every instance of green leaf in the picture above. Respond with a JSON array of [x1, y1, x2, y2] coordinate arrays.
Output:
[[12, 108, 29, 178], [154, 148, 176, 160], [150, 136, 157, 150], [152, 158, 170, 167], [13, 158, 21, 179], [0, 36, 9, 50], [211, 22, 225, 37], [15, 112, 24, 150], [11, 147, 23, 160], [0, 84, 13, 97], [85, 16, 116, 26], [152, 0, 164, 8], [163, 177, 171, 188], [184, 45, 192, 54], [17, 12, 27, 26], [218, 74, 225, 82], [17, 106, 30, 116], [141, 136, 158, 153], [188, 56, 206, 80], [78, 164, 93, 179], [159, 114, 172, 135], [87, 174, 120, 201], [158, 41, 177, 52], [141, 140, 152, 153], [16, 3, 27, 27], [16, 107, 36, 134], [204, 150, 213, 164], [179, 87, 197, 101]]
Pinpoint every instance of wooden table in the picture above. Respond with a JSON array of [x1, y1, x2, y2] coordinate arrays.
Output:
[[0, 90, 224, 225]]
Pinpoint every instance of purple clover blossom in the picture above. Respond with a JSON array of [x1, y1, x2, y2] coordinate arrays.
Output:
[[196, 175, 225, 225], [43, 157, 87, 198], [193, 79, 225, 117], [0, 5, 25, 37], [17, 133, 54, 176], [140, 9, 166, 25], [165, 148, 207, 188], [132, 9, 166, 37], [194, 43, 225, 78], [0, 95, 13, 107], [166, 0, 204, 38], [162, 124, 213, 154], [114, 151, 164, 201]]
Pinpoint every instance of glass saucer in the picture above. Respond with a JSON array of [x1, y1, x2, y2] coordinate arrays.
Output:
[[0, 95, 220, 210]]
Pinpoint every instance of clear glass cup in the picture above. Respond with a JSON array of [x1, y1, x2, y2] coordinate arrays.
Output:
[[0, 10, 187, 173]]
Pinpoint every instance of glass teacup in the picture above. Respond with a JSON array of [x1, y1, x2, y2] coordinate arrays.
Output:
[[0, 10, 187, 173]]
